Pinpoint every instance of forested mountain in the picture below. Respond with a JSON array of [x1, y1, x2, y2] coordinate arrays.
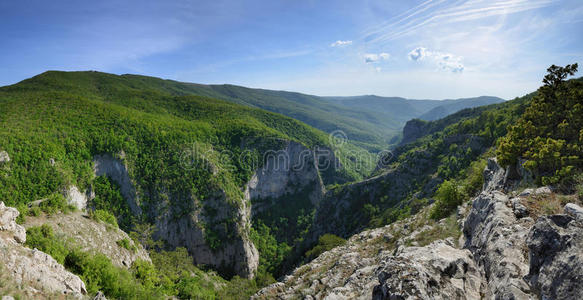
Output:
[[14, 71, 502, 151]]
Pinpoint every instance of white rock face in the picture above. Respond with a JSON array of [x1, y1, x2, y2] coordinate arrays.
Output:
[[564, 203, 583, 220], [64, 185, 89, 210], [154, 190, 259, 278], [0, 202, 26, 244], [93, 154, 141, 214], [463, 190, 533, 299], [0, 202, 86, 296], [245, 141, 326, 215], [0, 151, 9, 163]]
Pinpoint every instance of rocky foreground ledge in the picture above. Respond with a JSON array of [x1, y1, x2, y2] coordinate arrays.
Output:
[[0, 202, 87, 298], [253, 158, 583, 299]]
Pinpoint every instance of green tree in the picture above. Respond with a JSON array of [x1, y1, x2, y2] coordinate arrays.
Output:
[[430, 180, 462, 220]]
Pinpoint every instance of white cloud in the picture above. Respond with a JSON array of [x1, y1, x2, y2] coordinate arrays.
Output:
[[364, 52, 390, 63], [408, 47, 464, 73], [408, 47, 428, 61], [330, 40, 353, 47]]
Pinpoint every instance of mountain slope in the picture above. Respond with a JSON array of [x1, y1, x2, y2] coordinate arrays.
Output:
[[0, 70, 371, 292], [12, 71, 503, 151], [418, 96, 506, 121]]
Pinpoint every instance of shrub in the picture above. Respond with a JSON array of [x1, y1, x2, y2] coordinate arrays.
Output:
[[305, 234, 346, 260], [462, 159, 487, 197], [40, 193, 75, 215], [117, 238, 137, 252], [430, 180, 463, 220], [25, 225, 68, 264], [90, 209, 118, 228]]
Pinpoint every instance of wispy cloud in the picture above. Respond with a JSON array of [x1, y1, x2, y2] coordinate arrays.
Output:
[[364, 52, 390, 63], [408, 47, 464, 73], [363, 0, 556, 44], [330, 40, 353, 47]]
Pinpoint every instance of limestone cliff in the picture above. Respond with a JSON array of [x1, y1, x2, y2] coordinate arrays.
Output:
[[89, 140, 329, 279], [245, 141, 326, 215]]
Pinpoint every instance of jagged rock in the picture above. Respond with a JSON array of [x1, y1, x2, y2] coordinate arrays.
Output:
[[25, 212, 150, 268], [463, 190, 533, 299], [519, 188, 534, 197], [535, 186, 552, 195], [519, 186, 552, 197], [92, 291, 107, 300], [527, 215, 583, 299], [0, 247, 87, 296], [0, 202, 26, 244], [482, 157, 506, 192], [564, 203, 583, 220], [0, 151, 9, 163], [511, 198, 529, 218], [0, 202, 86, 296], [373, 240, 482, 300]]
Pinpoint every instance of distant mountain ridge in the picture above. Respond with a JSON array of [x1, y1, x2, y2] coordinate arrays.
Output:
[[6, 70, 503, 150]]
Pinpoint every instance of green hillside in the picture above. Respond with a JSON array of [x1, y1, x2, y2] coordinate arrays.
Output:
[[0, 71, 379, 298]]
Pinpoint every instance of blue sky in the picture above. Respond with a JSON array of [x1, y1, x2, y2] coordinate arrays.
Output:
[[1, 0, 582, 99]]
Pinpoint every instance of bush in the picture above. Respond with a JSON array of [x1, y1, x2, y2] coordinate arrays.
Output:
[[117, 238, 137, 252], [430, 180, 463, 220], [40, 193, 75, 215], [576, 173, 583, 201], [462, 159, 487, 197], [90, 209, 118, 228], [305, 234, 346, 260], [25, 225, 68, 264]]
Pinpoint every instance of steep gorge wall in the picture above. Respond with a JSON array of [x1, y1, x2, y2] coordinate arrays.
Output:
[[245, 141, 326, 214], [90, 141, 329, 279]]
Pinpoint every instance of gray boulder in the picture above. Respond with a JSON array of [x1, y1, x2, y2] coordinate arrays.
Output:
[[0, 151, 9, 163], [0, 202, 26, 244], [564, 203, 583, 221], [527, 215, 583, 299], [511, 198, 529, 218], [373, 240, 482, 300]]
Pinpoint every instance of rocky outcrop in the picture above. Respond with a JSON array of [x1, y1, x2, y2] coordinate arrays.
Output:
[[64, 185, 91, 210], [373, 241, 482, 300], [0, 202, 26, 244], [93, 153, 141, 214], [255, 157, 583, 299], [401, 119, 428, 145], [462, 190, 533, 299], [25, 212, 150, 268], [0, 202, 86, 297], [154, 188, 259, 278], [527, 212, 583, 299], [245, 141, 325, 214], [0, 151, 9, 163], [252, 208, 464, 299]]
